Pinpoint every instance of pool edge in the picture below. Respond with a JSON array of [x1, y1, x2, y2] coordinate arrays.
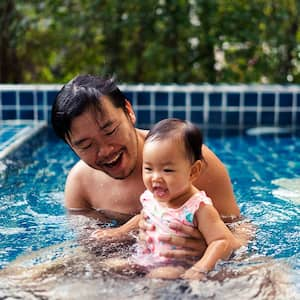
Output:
[[0, 121, 47, 160]]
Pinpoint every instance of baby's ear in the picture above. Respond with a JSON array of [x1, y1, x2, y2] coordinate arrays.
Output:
[[190, 160, 202, 182]]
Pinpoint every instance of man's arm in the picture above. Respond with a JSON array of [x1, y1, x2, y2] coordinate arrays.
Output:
[[64, 161, 92, 210], [64, 161, 117, 222], [195, 145, 240, 218]]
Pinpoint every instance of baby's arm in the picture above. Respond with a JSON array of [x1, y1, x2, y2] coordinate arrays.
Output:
[[182, 203, 241, 280], [91, 214, 141, 240]]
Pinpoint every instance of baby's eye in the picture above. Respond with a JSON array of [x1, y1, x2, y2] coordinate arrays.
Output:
[[144, 167, 152, 172], [164, 169, 174, 173]]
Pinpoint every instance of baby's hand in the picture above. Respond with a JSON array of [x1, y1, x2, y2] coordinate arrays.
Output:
[[90, 227, 123, 240], [91, 214, 141, 241], [138, 211, 155, 244], [181, 266, 207, 280], [138, 211, 155, 232]]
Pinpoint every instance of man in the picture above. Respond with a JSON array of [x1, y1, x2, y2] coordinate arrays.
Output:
[[52, 74, 241, 257]]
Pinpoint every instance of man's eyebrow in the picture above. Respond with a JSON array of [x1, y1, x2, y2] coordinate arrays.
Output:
[[72, 138, 89, 147], [70, 119, 117, 146], [99, 120, 114, 130], [71, 120, 115, 146]]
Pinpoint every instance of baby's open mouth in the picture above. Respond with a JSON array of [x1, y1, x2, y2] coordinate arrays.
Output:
[[153, 186, 168, 198]]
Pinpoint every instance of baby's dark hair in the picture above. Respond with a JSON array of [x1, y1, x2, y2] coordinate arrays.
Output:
[[145, 118, 203, 163]]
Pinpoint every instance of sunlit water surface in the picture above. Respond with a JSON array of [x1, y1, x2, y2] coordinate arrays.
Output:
[[0, 128, 299, 299]]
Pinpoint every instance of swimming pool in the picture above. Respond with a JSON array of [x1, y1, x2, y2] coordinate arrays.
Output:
[[0, 127, 299, 299]]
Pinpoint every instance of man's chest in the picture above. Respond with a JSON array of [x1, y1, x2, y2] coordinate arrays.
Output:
[[87, 178, 144, 214]]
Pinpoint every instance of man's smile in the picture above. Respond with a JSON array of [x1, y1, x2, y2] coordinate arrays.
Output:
[[101, 150, 124, 168]]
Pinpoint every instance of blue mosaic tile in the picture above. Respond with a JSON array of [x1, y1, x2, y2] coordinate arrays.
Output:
[[173, 92, 186, 106], [37, 91, 44, 105], [155, 110, 168, 121], [205, 128, 222, 136], [20, 110, 34, 119], [261, 111, 275, 125], [191, 111, 204, 124], [2, 92, 16, 105], [262, 93, 275, 106], [38, 110, 45, 121], [227, 93, 240, 106], [226, 111, 239, 125], [205, 128, 241, 137], [155, 92, 168, 105], [296, 112, 300, 124], [209, 111, 222, 123], [173, 110, 186, 120], [297, 94, 300, 106], [20, 92, 34, 106], [244, 111, 257, 125], [2, 110, 16, 119], [279, 93, 293, 106], [191, 92, 204, 106], [1, 85, 299, 133], [278, 111, 292, 125], [136, 92, 150, 105], [47, 91, 57, 105], [244, 93, 257, 106], [137, 110, 151, 124], [209, 93, 222, 106]]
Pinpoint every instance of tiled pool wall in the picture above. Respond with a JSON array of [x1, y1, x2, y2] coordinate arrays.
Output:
[[0, 84, 299, 131]]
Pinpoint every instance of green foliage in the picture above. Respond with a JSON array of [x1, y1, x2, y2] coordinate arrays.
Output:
[[0, 0, 299, 83]]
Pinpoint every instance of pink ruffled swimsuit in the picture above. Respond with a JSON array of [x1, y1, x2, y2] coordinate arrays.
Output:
[[134, 189, 212, 266]]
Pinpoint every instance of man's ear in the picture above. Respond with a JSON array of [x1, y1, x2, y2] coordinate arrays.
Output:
[[125, 100, 136, 124], [190, 160, 202, 182]]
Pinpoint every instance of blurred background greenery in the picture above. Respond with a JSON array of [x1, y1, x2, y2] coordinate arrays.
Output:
[[1, 0, 300, 84]]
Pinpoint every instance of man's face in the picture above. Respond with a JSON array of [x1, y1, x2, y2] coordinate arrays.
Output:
[[67, 97, 139, 179]]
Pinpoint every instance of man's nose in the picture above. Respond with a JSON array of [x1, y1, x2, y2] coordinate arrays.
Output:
[[96, 144, 115, 159]]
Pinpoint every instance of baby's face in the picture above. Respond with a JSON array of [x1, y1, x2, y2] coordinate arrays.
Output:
[[142, 138, 193, 206]]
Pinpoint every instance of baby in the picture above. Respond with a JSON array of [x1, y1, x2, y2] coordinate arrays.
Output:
[[92, 118, 242, 279]]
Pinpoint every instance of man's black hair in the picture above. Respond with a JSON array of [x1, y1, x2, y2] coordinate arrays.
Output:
[[51, 74, 127, 142]]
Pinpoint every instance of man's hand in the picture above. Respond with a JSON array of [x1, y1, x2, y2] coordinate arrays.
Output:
[[139, 212, 207, 259]]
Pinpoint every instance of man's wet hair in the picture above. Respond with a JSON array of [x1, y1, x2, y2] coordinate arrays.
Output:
[[145, 118, 204, 163], [51, 74, 127, 142]]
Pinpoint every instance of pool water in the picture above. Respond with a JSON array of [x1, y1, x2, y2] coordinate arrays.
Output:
[[0, 128, 299, 299]]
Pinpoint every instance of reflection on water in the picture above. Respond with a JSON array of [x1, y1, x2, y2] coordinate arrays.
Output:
[[0, 243, 298, 300], [0, 130, 299, 299], [272, 178, 300, 204], [0, 216, 299, 300]]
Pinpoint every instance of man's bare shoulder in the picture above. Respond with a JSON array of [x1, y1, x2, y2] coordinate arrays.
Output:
[[202, 144, 221, 163], [196, 144, 240, 218], [68, 160, 101, 179], [67, 160, 116, 189], [65, 160, 109, 209]]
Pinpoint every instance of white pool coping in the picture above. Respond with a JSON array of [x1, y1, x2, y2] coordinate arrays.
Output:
[[0, 120, 47, 160]]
